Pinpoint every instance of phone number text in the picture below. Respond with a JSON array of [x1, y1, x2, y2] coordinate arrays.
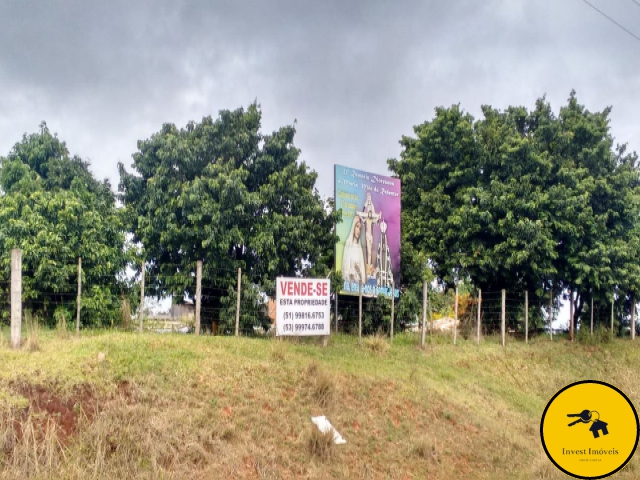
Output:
[[282, 311, 326, 320], [281, 323, 326, 333]]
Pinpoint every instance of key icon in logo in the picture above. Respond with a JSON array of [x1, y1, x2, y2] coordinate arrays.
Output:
[[566, 410, 609, 438]]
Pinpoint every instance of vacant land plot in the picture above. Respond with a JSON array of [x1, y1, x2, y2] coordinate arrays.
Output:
[[0, 330, 638, 479]]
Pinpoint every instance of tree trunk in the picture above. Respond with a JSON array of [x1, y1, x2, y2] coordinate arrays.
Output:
[[573, 291, 584, 330]]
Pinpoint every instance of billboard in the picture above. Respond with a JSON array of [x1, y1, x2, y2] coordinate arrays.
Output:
[[275, 277, 331, 336], [334, 165, 400, 298]]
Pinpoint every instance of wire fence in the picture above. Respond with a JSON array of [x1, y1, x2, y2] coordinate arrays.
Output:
[[1, 249, 638, 345], [0, 280, 9, 323]]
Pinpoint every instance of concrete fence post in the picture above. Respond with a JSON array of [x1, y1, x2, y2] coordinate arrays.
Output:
[[501, 289, 506, 348], [569, 288, 574, 343], [590, 295, 594, 336], [453, 286, 458, 345], [195, 260, 202, 335], [76, 257, 82, 336], [611, 295, 614, 341], [525, 291, 529, 344], [420, 280, 428, 349], [10, 249, 22, 349], [631, 294, 635, 341], [235, 268, 241, 336], [139, 262, 145, 333], [476, 289, 481, 345], [549, 289, 553, 341]]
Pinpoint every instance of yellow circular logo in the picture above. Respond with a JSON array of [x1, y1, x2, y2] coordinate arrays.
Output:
[[540, 380, 639, 479]]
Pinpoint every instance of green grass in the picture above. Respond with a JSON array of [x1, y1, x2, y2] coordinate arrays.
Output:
[[0, 329, 638, 479]]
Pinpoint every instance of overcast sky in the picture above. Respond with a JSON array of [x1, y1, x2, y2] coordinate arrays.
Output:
[[1, 0, 639, 200]]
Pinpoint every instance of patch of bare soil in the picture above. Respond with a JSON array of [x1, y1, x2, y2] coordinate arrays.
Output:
[[12, 383, 96, 441]]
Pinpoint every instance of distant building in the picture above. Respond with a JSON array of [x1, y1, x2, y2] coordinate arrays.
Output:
[[171, 303, 195, 321], [268, 298, 276, 325]]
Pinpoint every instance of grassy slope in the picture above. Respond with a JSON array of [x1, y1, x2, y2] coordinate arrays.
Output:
[[0, 330, 638, 479]]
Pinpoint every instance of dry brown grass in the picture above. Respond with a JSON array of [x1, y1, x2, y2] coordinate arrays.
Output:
[[307, 362, 335, 409], [0, 412, 64, 478], [23, 311, 40, 352], [0, 332, 638, 478], [54, 307, 70, 339], [313, 372, 335, 409], [363, 334, 390, 355], [307, 426, 335, 462], [412, 436, 441, 464], [270, 342, 287, 363]]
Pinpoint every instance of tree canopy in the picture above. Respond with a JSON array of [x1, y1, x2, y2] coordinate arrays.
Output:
[[0, 123, 131, 326], [118, 104, 338, 331], [389, 92, 640, 326]]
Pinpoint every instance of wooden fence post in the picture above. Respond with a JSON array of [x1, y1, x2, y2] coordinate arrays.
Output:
[[390, 280, 394, 344], [501, 289, 506, 348], [235, 268, 241, 336], [139, 262, 145, 333], [358, 281, 363, 346], [10, 249, 21, 349], [525, 290, 529, 344], [590, 295, 594, 336], [611, 295, 614, 340], [195, 260, 202, 335], [420, 280, 427, 349], [569, 288, 574, 343], [453, 286, 458, 345], [549, 289, 553, 341], [429, 285, 433, 341], [631, 294, 635, 341], [76, 257, 82, 336], [476, 289, 481, 345]]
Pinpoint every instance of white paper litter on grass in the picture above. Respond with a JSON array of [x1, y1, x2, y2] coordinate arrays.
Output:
[[311, 415, 347, 444]]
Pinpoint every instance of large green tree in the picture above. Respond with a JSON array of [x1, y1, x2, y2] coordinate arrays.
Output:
[[389, 93, 640, 329], [118, 104, 338, 332], [0, 123, 131, 326]]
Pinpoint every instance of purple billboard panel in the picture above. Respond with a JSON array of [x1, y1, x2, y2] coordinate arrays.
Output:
[[334, 165, 401, 298]]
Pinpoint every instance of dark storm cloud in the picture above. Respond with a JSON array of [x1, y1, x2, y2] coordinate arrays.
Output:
[[0, 0, 638, 197]]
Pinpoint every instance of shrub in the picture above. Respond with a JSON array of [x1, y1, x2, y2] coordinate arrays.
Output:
[[576, 324, 611, 345], [363, 334, 390, 355], [307, 426, 334, 461]]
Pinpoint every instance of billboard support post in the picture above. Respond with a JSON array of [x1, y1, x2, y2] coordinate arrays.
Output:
[[358, 281, 363, 346], [334, 291, 338, 334], [390, 279, 394, 344]]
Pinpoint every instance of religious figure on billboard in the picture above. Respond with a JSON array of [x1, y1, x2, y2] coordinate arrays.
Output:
[[375, 215, 394, 288], [334, 165, 401, 299], [356, 192, 380, 276], [341, 216, 366, 285]]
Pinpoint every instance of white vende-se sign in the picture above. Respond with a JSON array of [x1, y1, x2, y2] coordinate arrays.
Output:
[[276, 277, 330, 336]]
